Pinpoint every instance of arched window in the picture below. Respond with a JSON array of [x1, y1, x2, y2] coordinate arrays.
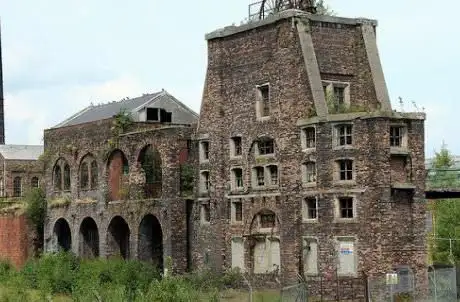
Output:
[[80, 162, 89, 189], [31, 177, 39, 188], [91, 160, 98, 189], [54, 165, 62, 191], [63, 164, 71, 191], [13, 177, 22, 197]]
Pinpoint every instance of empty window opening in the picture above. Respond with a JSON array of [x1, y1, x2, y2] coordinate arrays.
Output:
[[337, 125, 352, 146], [304, 162, 316, 183], [53, 218, 72, 252], [303, 127, 316, 149], [339, 197, 354, 218], [303, 238, 318, 275], [200, 171, 210, 192], [255, 167, 265, 187], [232, 200, 243, 223], [390, 126, 403, 147], [146, 108, 159, 121], [305, 198, 318, 220], [138, 214, 163, 271], [231, 137, 242, 157], [31, 177, 39, 188], [258, 84, 270, 117], [79, 217, 99, 258], [107, 216, 130, 259], [63, 164, 71, 191], [260, 213, 276, 228], [200, 141, 210, 161], [160, 109, 172, 123], [54, 165, 62, 191], [258, 139, 274, 155], [13, 177, 22, 197], [201, 203, 211, 223], [90, 161, 98, 189], [268, 165, 278, 185], [139, 146, 162, 199], [232, 168, 243, 189], [338, 160, 353, 181], [80, 162, 89, 189]]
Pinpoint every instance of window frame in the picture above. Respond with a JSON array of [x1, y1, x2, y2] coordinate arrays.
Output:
[[13, 176, 22, 197], [337, 159, 354, 182], [303, 197, 318, 221], [256, 83, 271, 119], [231, 199, 243, 224]]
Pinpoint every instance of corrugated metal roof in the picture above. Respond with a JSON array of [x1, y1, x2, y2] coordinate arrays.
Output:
[[53, 90, 199, 128], [0, 145, 43, 160]]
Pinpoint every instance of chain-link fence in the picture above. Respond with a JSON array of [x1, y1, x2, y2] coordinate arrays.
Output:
[[280, 283, 308, 302], [428, 266, 457, 302]]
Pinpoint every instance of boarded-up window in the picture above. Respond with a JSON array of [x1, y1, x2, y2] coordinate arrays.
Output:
[[253, 238, 280, 274], [337, 239, 356, 276], [303, 238, 318, 275], [231, 237, 245, 271]]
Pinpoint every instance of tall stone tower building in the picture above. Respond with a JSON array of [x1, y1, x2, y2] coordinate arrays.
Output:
[[0, 23, 5, 144], [194, 5, 427, 297]]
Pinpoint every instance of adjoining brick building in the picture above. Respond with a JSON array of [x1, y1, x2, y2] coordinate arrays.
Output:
[[43, 90, 198, 272], [193, 5, 427, 295], [0, 145, 43, 198]]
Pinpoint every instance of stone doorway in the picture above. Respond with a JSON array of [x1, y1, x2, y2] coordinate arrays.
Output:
[[79, 217, 99, 258], [107, 216, 130, 259], [53, 218, 72, 252], [138, 214, 163, 271]]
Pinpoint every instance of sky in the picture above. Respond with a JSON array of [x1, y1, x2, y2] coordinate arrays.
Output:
[[0, 0, 458, 157]]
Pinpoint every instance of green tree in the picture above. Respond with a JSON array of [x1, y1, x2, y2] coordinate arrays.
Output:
[[24, 188, 47, 255], [429, 143, 460, 264], [315, 0, 335, 15]]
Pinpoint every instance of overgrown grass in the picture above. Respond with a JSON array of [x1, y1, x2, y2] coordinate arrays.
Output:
[[0, 252, 276, 301]]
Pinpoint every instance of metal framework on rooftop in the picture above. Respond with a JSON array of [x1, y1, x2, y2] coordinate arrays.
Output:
[[248, 0, 317, 21]]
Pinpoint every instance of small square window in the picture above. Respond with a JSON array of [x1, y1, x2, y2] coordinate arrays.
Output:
[[258, 139, 274, 155], [339, 197, 354, 218], [337, 125, 352, 146], [338, 160, 353, 181], [260, 213, 276, 228], [390, 126, 403, 147]]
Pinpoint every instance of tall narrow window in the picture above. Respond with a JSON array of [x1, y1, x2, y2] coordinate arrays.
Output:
[[231, 137, 242, 157], [303, 238, 318, 275], [200, 141, 209, 162], [390, 126, 404, 147], [338, 160, 353, 181], [31, 177, 39, 188], [54, 165, 62, 191], [0, 178, 4, 197], [232, 168, 243, 189], [254, 167, 265, 187], [334, 86, 345, 108], [339, 197, 354, 218], [268, 165, 278, 186], [303, 162, 316, 183], [80, 162, 89, 189], [90, 161, 98, 189], [258, 84, 270, 117], [64, 164, 71, 191], [200, 171, 210, 192], [232, 200, 243, 223], [302, 127, 316, 149], [337, 125, 353, 146], [201, 203, 211, 223], [304, 198, 318, 220], [13, 177, 22, 197]]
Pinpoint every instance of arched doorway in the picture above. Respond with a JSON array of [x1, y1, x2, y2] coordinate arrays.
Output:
[[53, 218, 72, 252], [107, 216, 130, 259], [79, 217, 99, 258], [138, 214, 163, 270]]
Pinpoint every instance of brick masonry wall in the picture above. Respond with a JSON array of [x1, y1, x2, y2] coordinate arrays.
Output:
[[0, 214, 33, 268], [196, 12, 427, 294]]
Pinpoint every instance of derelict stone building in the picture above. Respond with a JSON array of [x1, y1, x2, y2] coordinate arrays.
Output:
[[194, 5, 427, 291], [43, 90, 198, 272]]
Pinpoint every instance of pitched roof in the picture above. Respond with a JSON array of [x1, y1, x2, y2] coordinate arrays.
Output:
[[53, 90, 198, 128], [0, 145, 43, 160]]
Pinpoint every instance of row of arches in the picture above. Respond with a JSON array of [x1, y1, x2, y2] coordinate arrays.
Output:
[[53, 214, 163, 269], [53, 145, 163, 201]]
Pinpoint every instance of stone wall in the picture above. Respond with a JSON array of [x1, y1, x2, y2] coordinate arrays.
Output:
[[44, 118, 194, 273], [0, 157, 43, 197], [196, 9, 427, 295]]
